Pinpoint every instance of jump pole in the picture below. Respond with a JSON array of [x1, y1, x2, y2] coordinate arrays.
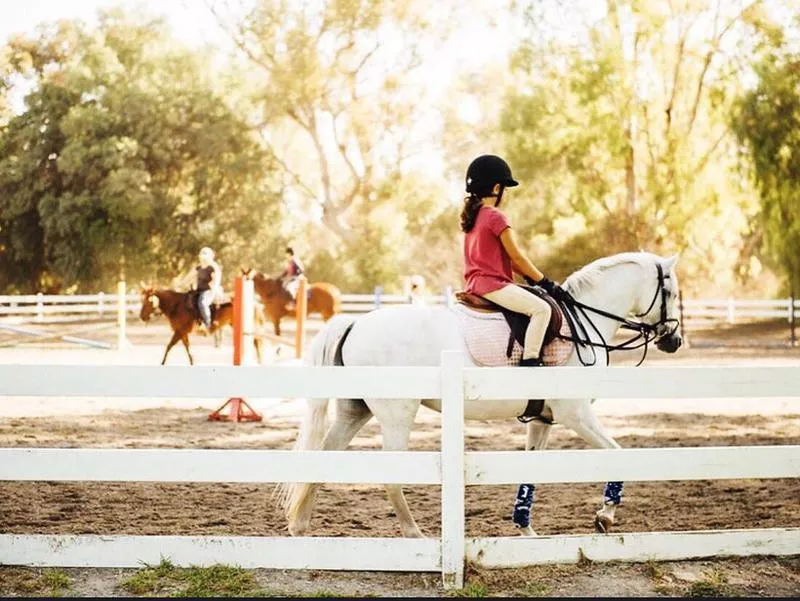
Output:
[[208, 276, 262, 422], [294, 275, 307, 359]]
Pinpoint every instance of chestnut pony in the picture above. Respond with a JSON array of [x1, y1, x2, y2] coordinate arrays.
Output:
[[139, 284, 264, 365], [242, 269, 342, 336]]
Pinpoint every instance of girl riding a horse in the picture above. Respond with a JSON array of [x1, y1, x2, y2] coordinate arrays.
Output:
[[461, 154, 568, 367]]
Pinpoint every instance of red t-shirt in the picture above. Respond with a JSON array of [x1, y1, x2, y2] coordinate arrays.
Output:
[[463, 206, 513, 295]]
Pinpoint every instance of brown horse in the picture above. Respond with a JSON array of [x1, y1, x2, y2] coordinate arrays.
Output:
[[243, 269, 342, 336], [139, 285, 264, 365]]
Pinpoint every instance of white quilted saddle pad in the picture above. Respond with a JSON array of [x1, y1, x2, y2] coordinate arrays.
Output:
[[452, 304, 574, 367]]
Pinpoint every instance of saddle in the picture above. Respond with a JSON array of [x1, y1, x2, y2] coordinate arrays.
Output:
[[452, 286, 573, 424], [455, 286, 563, 350], [186, 290, 221, 325]]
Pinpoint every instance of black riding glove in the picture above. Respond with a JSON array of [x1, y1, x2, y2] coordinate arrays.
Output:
[[528, 276, 569, 301]]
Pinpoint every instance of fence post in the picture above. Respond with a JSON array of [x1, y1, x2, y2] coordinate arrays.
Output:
[[374, 286, 382, 309], [295, 276, 308, 359], [727, 296, 735, 324], [116, 281, 128, 351], [444, 286, 453, 308], [98, 292, 105, 317], [790, 294, 796, 348], [440, 350, 465, 589], [35, 292, 43, 323], [241, 277, 256, 366]]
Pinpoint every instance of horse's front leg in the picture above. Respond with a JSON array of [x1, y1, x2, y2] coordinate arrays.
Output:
[[273, 318, 281, 337], [161, 331, 182, 365], [513, 421, 553, 536], [552, 398, 623, 533], [181, 335, 194, 365]]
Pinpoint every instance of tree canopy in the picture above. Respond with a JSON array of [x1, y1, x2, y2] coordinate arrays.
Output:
[[0, 1, 799, 297], [732, 38, 800, 293], [0, 10, 280, 292]]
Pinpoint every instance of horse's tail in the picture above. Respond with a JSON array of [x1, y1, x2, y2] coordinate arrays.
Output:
[[276, 314, 357, 521]]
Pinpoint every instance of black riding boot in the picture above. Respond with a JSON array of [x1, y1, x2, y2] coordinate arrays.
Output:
[[519, 357, 543, 367]]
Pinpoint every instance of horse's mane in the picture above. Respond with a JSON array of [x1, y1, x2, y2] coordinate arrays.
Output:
[[563, 252, 659, 296]]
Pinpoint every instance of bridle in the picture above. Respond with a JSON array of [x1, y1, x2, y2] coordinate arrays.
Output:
[[143, 291, 163, 319], [557, 263, 680, 367]]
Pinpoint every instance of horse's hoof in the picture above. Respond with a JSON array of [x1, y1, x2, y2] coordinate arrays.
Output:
[[288, 523, 307, 537], [594, 514, 613, 534], [518, 526, 537, 537]]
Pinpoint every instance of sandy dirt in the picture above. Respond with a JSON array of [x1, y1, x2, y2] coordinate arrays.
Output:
[[0, 319, 799, 596]]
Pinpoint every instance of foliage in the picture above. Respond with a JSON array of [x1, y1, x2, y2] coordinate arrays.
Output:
[[500, 0, 794, 296], [121, 558, 267, 597], [732, 41, 800, 293], [1, 2, 800, 296], [0, 10, 280, 293]]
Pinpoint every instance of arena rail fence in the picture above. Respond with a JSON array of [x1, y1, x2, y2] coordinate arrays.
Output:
[[3, 289, 799, 323], [1, 358, 799, 588], [3, 290, 800, 351]]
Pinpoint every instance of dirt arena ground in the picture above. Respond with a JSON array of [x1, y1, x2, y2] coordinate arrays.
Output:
[[0, 319, 799, 596]]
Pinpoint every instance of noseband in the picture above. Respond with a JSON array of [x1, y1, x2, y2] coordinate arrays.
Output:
[[557, 263, 679, 366]]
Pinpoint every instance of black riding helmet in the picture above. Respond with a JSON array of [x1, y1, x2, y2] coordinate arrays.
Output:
[[465, 155, 519, 200]]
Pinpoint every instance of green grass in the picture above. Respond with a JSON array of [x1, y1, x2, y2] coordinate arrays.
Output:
[[120, 559, 267, 597], [521, 581, 552, 597], [0, 568, 72, 597], [643, 559, 668, 582], [687, 568, 733, 598], [41, 570, 73, 597], [447, 581, 489, 597]]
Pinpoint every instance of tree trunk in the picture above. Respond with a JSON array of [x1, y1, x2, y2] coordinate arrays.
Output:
[[624, 121, 637, 216]]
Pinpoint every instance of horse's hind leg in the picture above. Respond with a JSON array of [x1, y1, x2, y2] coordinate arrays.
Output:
[[367, 399, 424, 538], [181, 335, 194, 365], [253, 337, 263, 364], [514, 421, 553, 537], [552, 399, 623, 533], [288, 399, 372, 536], [161, 332, 182, 365]]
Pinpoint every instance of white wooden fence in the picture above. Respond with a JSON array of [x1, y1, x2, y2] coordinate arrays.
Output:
[[0, 286, 800, 323], [1, 357, 799, 588], [2, 288, 799, 324]]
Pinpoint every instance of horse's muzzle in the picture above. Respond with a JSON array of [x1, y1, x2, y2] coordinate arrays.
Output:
[[656, 333, 682, 353]]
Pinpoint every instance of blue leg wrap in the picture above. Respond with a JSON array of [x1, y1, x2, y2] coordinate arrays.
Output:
[[604, 481, 624, 505], [512, 483, 535, 528]]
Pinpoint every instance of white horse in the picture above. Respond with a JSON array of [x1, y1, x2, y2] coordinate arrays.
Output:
[[280, 252, 682, 537]]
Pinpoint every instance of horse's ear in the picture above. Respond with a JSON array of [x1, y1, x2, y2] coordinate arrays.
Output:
[[664, 254, 679, 270], [139, 281, 147, 290]]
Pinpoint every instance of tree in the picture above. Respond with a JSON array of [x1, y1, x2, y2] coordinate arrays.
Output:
[[732, 42, 800, 294], [500, 0, 793, 293], [206, 0, 451, 244], [0, 9, 280, 292]]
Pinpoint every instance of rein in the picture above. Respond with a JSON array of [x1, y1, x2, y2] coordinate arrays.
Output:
[[147, 291, 181, 320], [557, 264, 678, 367]]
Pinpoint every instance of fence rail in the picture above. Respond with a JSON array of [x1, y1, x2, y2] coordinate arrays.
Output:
[[1, 289, 799, 325], [1, 358, 798, 588]]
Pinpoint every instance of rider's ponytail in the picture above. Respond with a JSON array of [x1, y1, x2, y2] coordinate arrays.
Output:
[[460, 193, 482, 233]]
